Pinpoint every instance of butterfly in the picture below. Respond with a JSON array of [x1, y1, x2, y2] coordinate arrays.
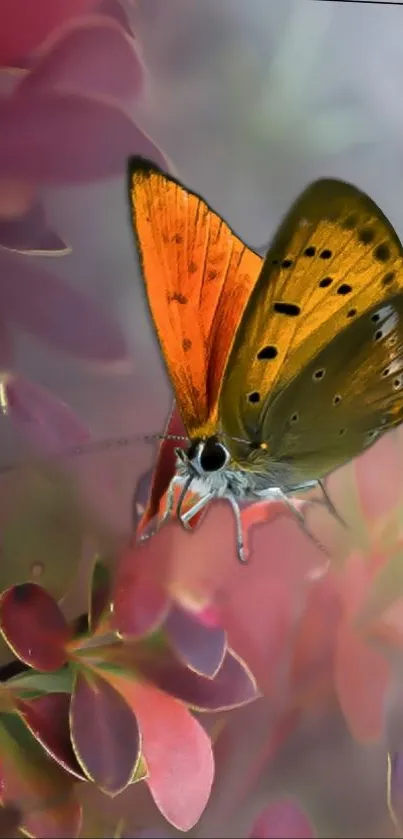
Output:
[[128, 156, 403, 562]]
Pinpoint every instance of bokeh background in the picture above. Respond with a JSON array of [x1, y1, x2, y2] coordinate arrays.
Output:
[[2, 1, 403, 837]]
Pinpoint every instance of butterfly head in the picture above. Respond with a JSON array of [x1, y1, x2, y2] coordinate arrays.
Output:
[[177, 436, 231, 479]]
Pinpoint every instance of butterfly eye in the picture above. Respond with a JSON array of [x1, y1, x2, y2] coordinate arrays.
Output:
[[197, 438, 230, 473]]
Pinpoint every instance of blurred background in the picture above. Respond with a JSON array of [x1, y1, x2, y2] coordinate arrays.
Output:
[[2, 1, 403, 837]]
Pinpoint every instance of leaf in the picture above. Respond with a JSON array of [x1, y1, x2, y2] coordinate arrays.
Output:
[[18, 14, 144, 102], [103, 639, 258, 711], [0, 583, 71, 670], [98, 669, 214, 831], [249, 799, 316, 838], [4, 374, 90, 454], [16, 693, 86, 779], [8, 666, 74, 695], [0, 0, 100, 65], [70, 668, 141, 795], [89, 558, 112, 632], [0, 200, 69, 254], [334, 618, 390, 743], [0, 714, 82, 838], [112, 552, 170, 639], [164, 604, 226, 677], [0, 802, 21, 838], [0, 248, 127, 361], [0, 91, 168, 183]]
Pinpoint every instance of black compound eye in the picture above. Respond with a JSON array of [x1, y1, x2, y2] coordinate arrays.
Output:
[[199, 438, 229, 472]]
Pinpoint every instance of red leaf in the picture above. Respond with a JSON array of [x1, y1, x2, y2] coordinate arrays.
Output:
[[0, 0, 100, 65], [249, 799, 316, 838], [70, 669, 141, 795], [165, 604, 226, 677], [100, 670, 214, 830], [0, 583, 71, 671], [0, 803, 21, 838], [18, 15, 144, 102], [334, 617, 390, 742], [0, 714, 82, 838], [16, 693, 85, 779], [0, 91, 168, 183]]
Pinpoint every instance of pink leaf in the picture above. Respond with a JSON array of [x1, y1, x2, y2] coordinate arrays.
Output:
[[0, 249, 127, 361], [0, 0, 100, 65], [101, 671, 214, 830], [4, 374, 90, 454], [112, 547, 170, 638], [334, 618, 390, 742], [249, 799, 316, 839], [0, 201, 68, 253], [18, 15, 144, 102], [0, 91, 168, 183]]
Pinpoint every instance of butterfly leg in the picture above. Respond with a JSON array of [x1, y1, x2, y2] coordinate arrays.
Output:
[[137, 474, 183, 545], [223, 494, 247, 564], [318, 479, 348, 528], [179, 490, 213, 530]]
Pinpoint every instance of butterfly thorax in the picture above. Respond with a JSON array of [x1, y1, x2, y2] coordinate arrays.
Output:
[[175, 435, 304, 501]]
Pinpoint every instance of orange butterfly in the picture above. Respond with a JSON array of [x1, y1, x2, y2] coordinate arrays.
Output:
[[129, 157, 403, 561]]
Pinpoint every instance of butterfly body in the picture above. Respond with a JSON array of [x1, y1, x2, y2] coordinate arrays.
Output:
[[129, 157, 403, 561]]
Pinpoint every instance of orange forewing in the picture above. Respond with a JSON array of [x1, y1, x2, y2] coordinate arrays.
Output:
[[129, 158, 262, 438]]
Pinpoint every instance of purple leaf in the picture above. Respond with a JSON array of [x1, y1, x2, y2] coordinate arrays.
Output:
[[4, 374, 90, 453], [70, 669, 141, 796], [0, 201, 68, 253], [165, 604, 226, 677], [0, 249, 127, 361], [18, 15, 144, 102], [0, 90, 168, 183]]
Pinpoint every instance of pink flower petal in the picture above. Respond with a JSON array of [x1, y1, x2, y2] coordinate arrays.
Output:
[[0, 91, 168, 183], [18, 15, 144, 102], [0, 0, 100, 66], [0, 249, 127, 361], [0, 201, 68, 253], [4, 374, 90, 454], [249, 800, 315, 839]]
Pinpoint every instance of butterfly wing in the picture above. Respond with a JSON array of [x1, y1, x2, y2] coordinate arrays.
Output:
[[263, 294, 403, 483], [128, 157, 262, 439], [219, 179, 403, 479]]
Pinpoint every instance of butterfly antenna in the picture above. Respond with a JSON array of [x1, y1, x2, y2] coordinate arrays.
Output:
[[0, 431, 190, 476]]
